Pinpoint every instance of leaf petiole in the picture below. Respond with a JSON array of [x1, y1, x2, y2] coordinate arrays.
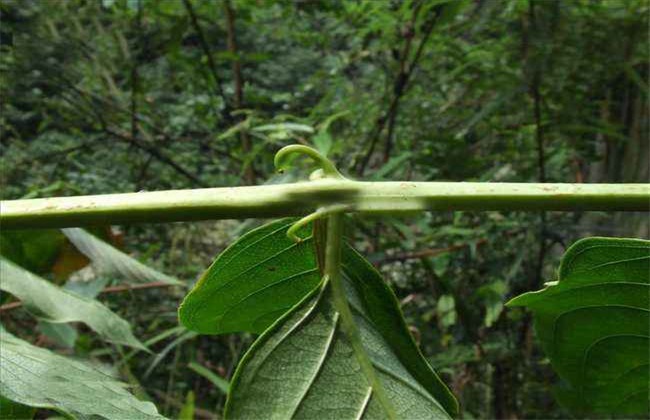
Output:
[[324, 211, 397, 419]]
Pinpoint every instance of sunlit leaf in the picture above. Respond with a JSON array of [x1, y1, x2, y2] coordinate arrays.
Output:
[[507, 237, 650, 417], [252, 123, 314, 133]]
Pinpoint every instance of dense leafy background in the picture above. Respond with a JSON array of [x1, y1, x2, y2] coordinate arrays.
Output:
[[1, 0, 647, 418]]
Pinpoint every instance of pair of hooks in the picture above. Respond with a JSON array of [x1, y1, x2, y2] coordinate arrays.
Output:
[[273, 145, 350, 242]]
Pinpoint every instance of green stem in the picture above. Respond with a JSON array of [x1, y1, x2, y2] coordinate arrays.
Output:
[[324, 213, 397, 419], [286, 204, 350, 242], [274, 145, 343, 178], [1, 181, 648, 229]]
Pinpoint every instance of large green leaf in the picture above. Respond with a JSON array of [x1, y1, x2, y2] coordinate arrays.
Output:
[[507, 237, 649, 417], [0, 258, 145, 350], [341, 247, 457, 417], [179, 219, 457, 418], [179, 219, 321, 334], [0, 328, 162, 419], [226, 275, 454, 419]]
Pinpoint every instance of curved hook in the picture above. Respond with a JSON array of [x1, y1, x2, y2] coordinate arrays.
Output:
[[287, 204, 350, 243], [274, 145, 344, 179]]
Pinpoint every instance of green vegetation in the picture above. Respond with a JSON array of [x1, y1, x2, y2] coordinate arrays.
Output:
[[1, 0, 648, 418], [508, 237, 650, 417]]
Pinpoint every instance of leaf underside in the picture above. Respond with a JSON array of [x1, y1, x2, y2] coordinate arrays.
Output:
[[0, 329, 162, 420], [508, 237, 650, 417], [226, 277, 452, 419], [179, 218, 457, 418]]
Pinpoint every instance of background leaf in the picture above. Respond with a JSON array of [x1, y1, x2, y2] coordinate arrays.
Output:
[[0, 230, 66, 275], [178, 391, 195, 420], [62, 228, 181, 285], [507, 237, 650, 417], [0, 258, 145, 350], [188, 362, 230, 395], [0, 328, 162, 420], [0, 395, 35, 420]]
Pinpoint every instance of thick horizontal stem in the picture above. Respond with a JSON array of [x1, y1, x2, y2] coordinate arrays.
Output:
[[1, 180, 648, 229]]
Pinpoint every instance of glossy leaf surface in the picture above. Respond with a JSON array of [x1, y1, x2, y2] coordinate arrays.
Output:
[[179, 219, 320, 334], [507, 237, 649, 417], [0, 258, 145, 350], [0, 329, 162, 419]]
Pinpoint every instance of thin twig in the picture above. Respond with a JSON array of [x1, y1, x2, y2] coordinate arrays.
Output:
[[224, 0, 254, 184], [0, 281, 178, 313], [378, 238, 488, 263], [356, 3, 441, 176], [105, 127, 208, 187], [182, 0, 232, 122]]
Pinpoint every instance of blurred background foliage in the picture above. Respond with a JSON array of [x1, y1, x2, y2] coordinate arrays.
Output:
[[0, 0, 648, 418]]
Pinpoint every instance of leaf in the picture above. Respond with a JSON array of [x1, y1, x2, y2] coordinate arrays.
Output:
[[369, 152, 413, 181], [0, 229, 65, 275], [37, 321, 78, 348], [507, 237, 650, 417], [180, 219, 457, 418], [341, 247, 458, 417], [62, 228, 181, 285], [0, 258, 145, 350], [225, 274, 455, 419], [144, 330, 197, 378], [188, 362, 230, 395], [252, 123, 314, 134], [0, 329, 163, 420], [0, 395, 35, 420], [178, 391, 195, 420], [179, 219, 321, 334]]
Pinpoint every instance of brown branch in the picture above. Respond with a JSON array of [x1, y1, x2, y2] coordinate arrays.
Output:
[[0, 281, 177, 313], [0, 302, 22, 312], [383, 2, 438, 162], [356, 3, 440, 176], [53, 67, 242, 169], [524, 0, 548, 291], [518, 2, 549, 389], [105, 127, 208, 187], [224, 0, 254, 185], [379, 238, 488, 263], [130, 0, 142, 142], [181, 0, 232, 122]]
